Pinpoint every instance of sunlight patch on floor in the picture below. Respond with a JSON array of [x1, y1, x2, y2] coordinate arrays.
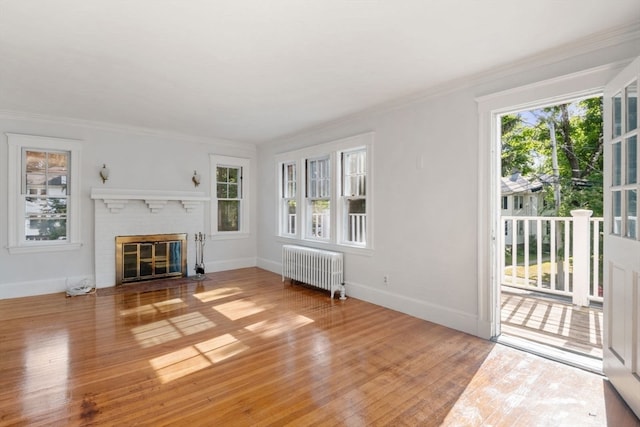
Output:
[[213, 298, 269, 321], [131, 312, 216, 348], [150, 333, 249, 383], [245, 314, 314, 338], [196, 334, 250, 363], [193, 287, 243, 303], [119, 298, 187, 317]]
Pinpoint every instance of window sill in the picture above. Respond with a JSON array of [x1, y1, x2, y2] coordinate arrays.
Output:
[[8, 242, 83, 255], [276, 236, 373, 257]]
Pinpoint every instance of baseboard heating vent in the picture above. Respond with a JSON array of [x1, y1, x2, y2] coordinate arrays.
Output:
[[282, 245, 345, 299]]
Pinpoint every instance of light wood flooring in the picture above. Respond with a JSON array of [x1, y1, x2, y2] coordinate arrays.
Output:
[[501, 287, 603, 363], [0, 268, 638, 426]]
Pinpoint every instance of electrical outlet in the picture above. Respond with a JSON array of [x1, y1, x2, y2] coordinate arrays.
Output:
[[383, 275, 390, 285]]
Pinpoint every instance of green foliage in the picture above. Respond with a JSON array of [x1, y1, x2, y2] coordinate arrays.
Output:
[[501, 97, 603, 216]]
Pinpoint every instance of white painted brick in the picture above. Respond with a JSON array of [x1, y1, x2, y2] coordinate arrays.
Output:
[[94, 199, 206, 286]]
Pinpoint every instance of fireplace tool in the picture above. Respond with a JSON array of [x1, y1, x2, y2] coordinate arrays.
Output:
[[194, 232, 206, 279]]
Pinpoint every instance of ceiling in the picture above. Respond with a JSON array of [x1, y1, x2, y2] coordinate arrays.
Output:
[[1, 1, 639, 144]]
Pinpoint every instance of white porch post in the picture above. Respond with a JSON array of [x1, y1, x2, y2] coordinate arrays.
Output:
[[571, 209, 593, 306]]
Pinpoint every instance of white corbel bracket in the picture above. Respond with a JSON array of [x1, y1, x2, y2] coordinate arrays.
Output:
[[102, 199, 128, 213], [91, 189, 209, 214], [145, 200, 168, 213]]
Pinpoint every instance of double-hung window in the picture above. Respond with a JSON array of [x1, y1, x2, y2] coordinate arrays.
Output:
[[306, 156, 331, 240], [281, 162, 297, 235], [211, 155, 250, 237], [341, 149, 367, 245], [7, 133, 82, 253], [276, 132, 373, 250]]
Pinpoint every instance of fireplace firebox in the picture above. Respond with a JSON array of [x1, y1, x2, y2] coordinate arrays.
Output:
[[115, 233, 187, 285]]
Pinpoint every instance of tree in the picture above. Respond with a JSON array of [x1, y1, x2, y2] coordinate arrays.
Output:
[[500, 97, 604, 216]]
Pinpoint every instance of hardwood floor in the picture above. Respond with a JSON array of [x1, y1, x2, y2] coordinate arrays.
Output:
[[0, 268, 638, 426]]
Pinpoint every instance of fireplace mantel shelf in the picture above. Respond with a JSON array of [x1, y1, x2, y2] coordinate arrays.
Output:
[[91, 188, 209, 213]]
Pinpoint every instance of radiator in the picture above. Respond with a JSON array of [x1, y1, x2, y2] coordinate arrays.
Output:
[[282, 245, 345, 299]]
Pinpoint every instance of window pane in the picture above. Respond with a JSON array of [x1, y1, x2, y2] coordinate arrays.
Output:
[[26, 197, 67, 215], [310, 200, 330, 238], [343, 150, 366, 197], [228, 167, 238, 183], [626, 190, 637, 239], [283, 163, 296, 198], [25, 151, 46, 172], [627, 136, 637, 184], [218, 200, 240, 231], [216, 167, 228, 183], [613, 141, 622, 186], [217, 184, 227, 198], [47, 152, 68, 171], [627, 80, 637, 132], [284, 200, 296, 234], [228, 183, 238, 198], [26, 173, 46, 191], [307, 157, 330, 198], [613, 91, 622, 137], [347, 199, 366, 243], [613, 190, 622, 235], [25, 218, 67, 241]]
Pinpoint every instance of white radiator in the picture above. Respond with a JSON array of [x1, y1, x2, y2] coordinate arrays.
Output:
[[282, 245, 345, 299]]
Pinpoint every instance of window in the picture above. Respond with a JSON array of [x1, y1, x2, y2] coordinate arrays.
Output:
[[342, 149, 366, 245], [610, 79, 639, 239], [502, 196, 508, 210], [276, 132, 373, 251], [514, 195, 524, 209], [306, 156, 331, 239], [7, 133, 82, 253], [211, 155, 250, 237], [281, 162, 297, 235]]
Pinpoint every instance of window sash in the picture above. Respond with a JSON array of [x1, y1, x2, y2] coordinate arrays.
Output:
[[281, 162, 297, 235], [306, 157, 330, 198], [21, 149, 71, 241], [341, 149, 367, 245], [211, 155, 250, 236]]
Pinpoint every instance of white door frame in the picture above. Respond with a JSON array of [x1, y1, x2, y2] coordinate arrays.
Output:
[[476, 62, 629, 340]]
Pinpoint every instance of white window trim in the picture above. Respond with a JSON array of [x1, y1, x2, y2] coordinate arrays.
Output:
[[280, 161, 298, 237], [275, 132, 374, 253], [305, 154, 333, 242], [339, 147, 368, 247], [210, 154, 250, 240], [7, 133, 83, 254]]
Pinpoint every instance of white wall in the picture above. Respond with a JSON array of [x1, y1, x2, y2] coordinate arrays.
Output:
[[257, 32, 640, 337], [0, 117, 257, 298]]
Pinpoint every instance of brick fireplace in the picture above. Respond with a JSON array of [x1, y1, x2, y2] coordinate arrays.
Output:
[[91, 189, 209, 287]]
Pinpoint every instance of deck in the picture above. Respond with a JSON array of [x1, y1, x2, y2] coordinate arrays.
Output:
[[500, 286, 603, 366]]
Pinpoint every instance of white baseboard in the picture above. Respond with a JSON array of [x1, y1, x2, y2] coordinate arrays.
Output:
[[257, 257, 281, 275], [345, 281, 480, 337], [0, 275, 95, 299], [203, 257, 257, 273]]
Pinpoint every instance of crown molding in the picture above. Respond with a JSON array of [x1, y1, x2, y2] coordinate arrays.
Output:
[[267, 22, 640, 146], [0, 109, 257, 153]]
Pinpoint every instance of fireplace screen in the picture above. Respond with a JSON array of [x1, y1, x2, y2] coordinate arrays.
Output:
[[115, 233, 187, 285]]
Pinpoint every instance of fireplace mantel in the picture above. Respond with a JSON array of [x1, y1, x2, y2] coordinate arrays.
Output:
[[91, 188, 209, 213]]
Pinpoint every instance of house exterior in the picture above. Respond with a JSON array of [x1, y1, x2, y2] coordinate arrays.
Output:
[[501, 172, 550, 244], [0, 12, 638, 347]]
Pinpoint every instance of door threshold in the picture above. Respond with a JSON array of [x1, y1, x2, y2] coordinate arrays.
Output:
[[494, 334, 603, 375]]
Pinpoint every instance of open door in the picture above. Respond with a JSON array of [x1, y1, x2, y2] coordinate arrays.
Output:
[[603, 56, 640, 418]]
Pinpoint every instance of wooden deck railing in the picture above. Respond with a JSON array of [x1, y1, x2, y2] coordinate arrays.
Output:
[[501, 210, 603, 305]]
